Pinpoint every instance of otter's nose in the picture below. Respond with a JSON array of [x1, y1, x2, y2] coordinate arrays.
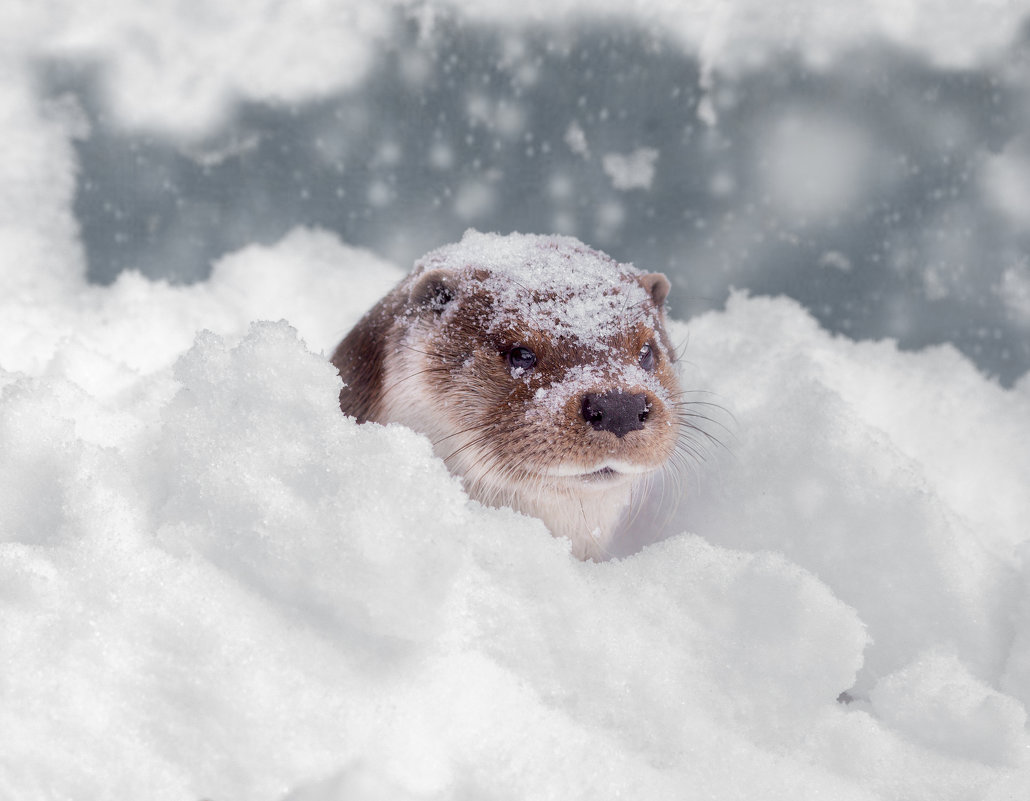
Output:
[[581, 391, 649, 438]]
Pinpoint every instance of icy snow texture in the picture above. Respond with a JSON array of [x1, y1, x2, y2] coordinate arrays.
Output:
[[4, 116, 1030, 795], [529, 363, 668, 417], [3, 216, 1030, 798], [417, 230, 657, 348]]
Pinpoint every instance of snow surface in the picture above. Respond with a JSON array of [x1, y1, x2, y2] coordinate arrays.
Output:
[[3, 1, 1030, 799], [4, 220, 1030, 800], [4, 166, 1030, 798]]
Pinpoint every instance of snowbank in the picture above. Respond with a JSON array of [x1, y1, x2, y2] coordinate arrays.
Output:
[[2, 221, 1030, 798]]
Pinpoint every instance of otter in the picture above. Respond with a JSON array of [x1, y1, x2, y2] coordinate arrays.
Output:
[[331, 230, 684, 560]]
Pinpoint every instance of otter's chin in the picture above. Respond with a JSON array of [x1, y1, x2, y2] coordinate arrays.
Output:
[[527, 465, 654, 492], [541, 460, 655, 481]]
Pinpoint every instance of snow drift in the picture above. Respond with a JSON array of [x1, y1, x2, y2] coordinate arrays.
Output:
[[3, 220, 1029, 798]]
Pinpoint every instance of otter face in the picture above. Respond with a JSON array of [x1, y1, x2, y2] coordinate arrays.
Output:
[[414, 280, 680, 492], [376, 233, 684, 558]]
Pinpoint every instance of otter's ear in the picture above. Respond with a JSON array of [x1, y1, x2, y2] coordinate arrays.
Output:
[[639, 272, 671, 308], [409, 269, 458, 312]]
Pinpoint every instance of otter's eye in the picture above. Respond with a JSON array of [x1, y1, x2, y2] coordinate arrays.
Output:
[[507, 346, 537, 372], [639, 343, 656, 372]]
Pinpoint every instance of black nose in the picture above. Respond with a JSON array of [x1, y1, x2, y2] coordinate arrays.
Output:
[[581, 391, 649, 438]]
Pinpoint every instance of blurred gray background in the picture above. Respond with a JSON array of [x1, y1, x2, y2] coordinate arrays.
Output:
[[47, 12, 1030, 385]]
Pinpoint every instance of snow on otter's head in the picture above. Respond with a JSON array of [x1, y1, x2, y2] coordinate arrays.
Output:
[[333, 230, 689, 560], [413, 230, 663, 350]]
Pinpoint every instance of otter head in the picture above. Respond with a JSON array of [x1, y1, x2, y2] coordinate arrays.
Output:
[[377, 231, 683, 560]]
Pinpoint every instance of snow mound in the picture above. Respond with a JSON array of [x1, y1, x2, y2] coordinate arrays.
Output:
[[2, 226, 1029, 800]]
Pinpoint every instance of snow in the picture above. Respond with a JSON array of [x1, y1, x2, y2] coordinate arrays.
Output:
[[530, 363, 668, 417], [869, 650, 1027, 766], [452, 0, 1030, 73], [602, 148, 660, 191], [24, 1, 392, 138], [4, 226, 1030, 800], [416, 230, 658, 348], [756, 110, 875, 223], [981, 145, 1030, 229], [3, 1, 1030, 800], [1000, 265, 1030, 327], [23, 0, 1018, 143], [564, 121, 591, 158]]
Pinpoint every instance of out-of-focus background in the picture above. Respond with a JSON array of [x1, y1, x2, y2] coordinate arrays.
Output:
[[43, 3, 1030, 385]]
